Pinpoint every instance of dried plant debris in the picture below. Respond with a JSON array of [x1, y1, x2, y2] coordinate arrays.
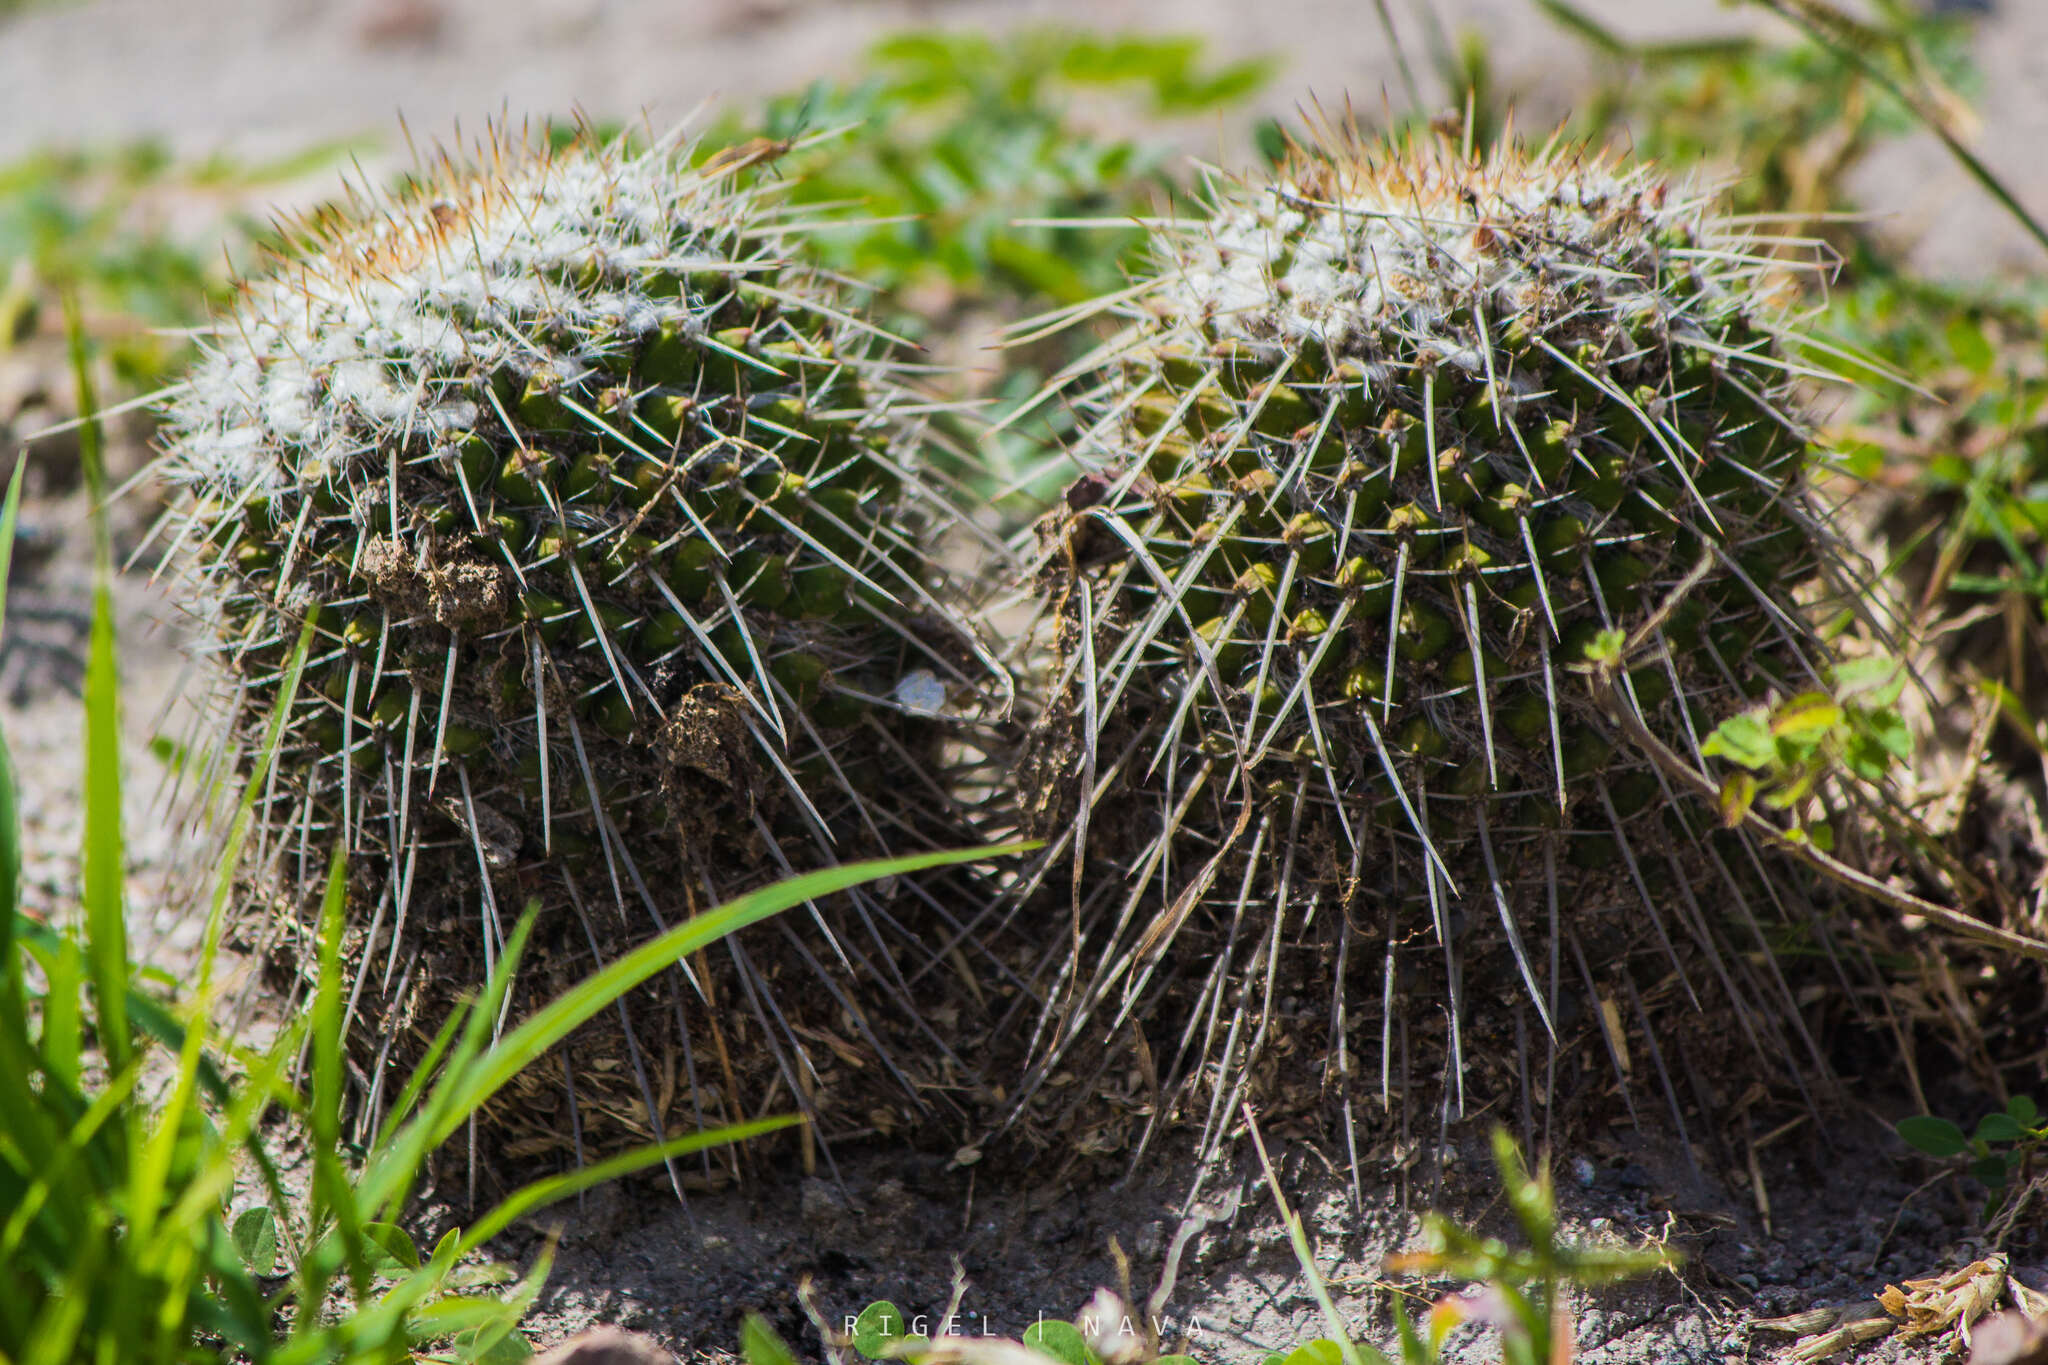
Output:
[[150, 122, 1018, 1172], [1008, 122, 1885, 1160], [1755, 1255, 2022, 1361]]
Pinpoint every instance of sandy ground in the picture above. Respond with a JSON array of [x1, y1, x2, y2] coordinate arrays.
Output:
[[2, 1, 2046, 1362]]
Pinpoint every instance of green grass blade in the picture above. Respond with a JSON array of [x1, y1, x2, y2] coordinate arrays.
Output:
[[78, 514, 128, 1068], [23, 1229, 102, 1365], [64, 295, 129, 1071], [454, 1115, 801, 1256], [0, 452, 25, 1015], [0, 1059, 144, 1265], [360, 907, 543, 1225], [37, 898, 84, 1089], [8, 914, 230, 1100], [307, 845, 373, 1299], [366, 995, 468, 1153], [0, 433, 27, 646], [1534, 0, 1630, 55], [420, 841, 1032, 1153], [201, 607, 319, 980], [364, 840, 1033, 1209], [61, 292, 109, 557], [275, 1221, 471, 1365], [0, 738, 23, 1021]]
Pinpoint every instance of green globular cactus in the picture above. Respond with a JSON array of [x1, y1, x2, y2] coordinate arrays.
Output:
[[1013, 126, 1855, 1151], [154, 126, 1014, 1162]]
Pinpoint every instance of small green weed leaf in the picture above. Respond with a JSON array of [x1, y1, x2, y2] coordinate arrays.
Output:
[[1023, 1319, 1099, 1365], [1770, 692, 1843, 742], [1581, 627, 1626, 665], [1155, 1356, 1199, 1365], [743, 1315, 799, 1365], [1976, 1112, 2028, 1144], [2009, 1095, 2039, 1126], [854, 1302, 909, 1359], [1868, 709, 1913, 762], [1808, 820, 1835, 853], [1280, 1341, 1348, 1365], [1717, 771, 1758, 827], [1971, 1154, 2012, 1189], [1831, 655, 1903, 703], [231, 1205, 278, 1275], [363, 1221, 422, 1273], [1842, 731, 1894, 782], [1702, 711, 1776, 770], [1494, 1126, 1554, 1248], [1897, 1115, 1969, 1157]]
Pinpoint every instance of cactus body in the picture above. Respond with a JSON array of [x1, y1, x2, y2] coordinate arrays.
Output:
[[156, 128, 1012, 1161], [1016, 129, 1850, 1149]]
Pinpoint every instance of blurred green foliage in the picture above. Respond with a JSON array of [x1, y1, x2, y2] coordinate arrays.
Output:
[[731, 31, 1270, 320], [1537, 0, 1975, 235], [0, 139, 352, 388], [710, 30, 1274, 513], [1531, 0, 2048, 743], [1820, 274, 2048, 723]]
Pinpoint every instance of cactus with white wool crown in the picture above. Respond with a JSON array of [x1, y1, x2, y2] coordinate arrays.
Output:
[[154, 125, 1016, 1162], [1014, 124, 1862, 1151]]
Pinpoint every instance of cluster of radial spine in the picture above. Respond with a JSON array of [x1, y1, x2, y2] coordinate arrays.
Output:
[[1007, 126, 1878, 1160], [151, 124, 1017, 1157], [148, 114, 1894, 1170]]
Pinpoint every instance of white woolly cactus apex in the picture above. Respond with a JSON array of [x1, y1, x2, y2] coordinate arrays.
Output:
[[153, 123, 1016, 1159], [1012, 122, 1862, 1153]]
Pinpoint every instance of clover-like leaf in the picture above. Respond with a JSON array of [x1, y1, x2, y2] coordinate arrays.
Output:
[[854, 1303, 910, 1360], [362, 1222, 421, 1274], [1023, 1320, 1100, 1365], [231, 1205, 278, 1276], [1976, 1112, 2028, 1145], [1896, 1115, 1969, 1158]]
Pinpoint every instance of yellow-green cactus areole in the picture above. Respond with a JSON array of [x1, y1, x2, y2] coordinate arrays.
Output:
[[1014, 126, 1854, 1150], [155, 125, 1015, 1159]]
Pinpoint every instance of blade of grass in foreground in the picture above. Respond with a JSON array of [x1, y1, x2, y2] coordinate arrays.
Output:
[[0, 453, 27, 1014], [362, 838, 1038, 1210], [66, 294, 130, 1073]]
